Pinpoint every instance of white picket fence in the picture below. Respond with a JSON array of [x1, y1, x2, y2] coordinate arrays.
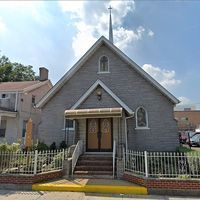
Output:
[[0, 149, 65, 175], [124, 149, 200, 179]]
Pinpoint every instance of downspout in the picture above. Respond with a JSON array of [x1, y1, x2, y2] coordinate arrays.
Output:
[[125, 114, 134, 150], [15, 91, 18, 111]]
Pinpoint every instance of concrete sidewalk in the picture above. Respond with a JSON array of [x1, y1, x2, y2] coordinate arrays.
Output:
[[0, 190, 199, 200]]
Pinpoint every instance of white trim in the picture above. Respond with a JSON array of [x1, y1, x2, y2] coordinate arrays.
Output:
[[97, 72, 110, 74], [0, 111, 17, 118], [36, 36, 179, 108], [135, 106, 149, 129], [135, 127, 150, 130], [71, 79, 134, 115], [98, 55, 109, 73]]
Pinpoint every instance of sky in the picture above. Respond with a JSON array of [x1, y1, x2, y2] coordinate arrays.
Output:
[[0, 0, 199, 109]]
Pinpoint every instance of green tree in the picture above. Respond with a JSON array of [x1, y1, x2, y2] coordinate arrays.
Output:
[[0, 54, 36, 82]]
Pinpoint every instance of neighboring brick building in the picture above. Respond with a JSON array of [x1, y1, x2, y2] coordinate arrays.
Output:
[[174, 110, 200, 131]]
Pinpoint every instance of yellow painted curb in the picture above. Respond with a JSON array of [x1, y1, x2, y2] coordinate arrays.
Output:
[[32, 183, 148, 195]]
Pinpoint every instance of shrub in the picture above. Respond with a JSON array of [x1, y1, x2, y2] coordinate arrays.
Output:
[[0, 142, 20, 152], [50, 142, 57, 150], [59, 141, 67, 149], [35, 141, 49, 151]]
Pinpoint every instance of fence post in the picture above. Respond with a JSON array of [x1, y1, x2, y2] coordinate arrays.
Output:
[[144, 151, 148, 178], [33, 150, 38, 175], [123, 147, 125, 171], [62, 149, 65, 169]]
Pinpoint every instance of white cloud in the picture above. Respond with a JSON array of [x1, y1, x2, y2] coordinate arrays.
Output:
[[142, 64, 181, 89], [72, 22, 97, 58], [174, 96, 197, 111], [178, 96, 193, 106], [105, 1, 135, 25], [114, 26, 145, 49], [148, 30, 154, 37], [0, 18, 6, 33], [59, 1, 153, 58], [59, 1, 85, 19], [0, 1, 49, 25]]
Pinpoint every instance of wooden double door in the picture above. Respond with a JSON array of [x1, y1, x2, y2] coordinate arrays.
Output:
[[86, 118, 113, 152]]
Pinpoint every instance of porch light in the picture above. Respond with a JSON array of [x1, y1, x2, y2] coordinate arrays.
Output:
[[96, 90, 102, 100]]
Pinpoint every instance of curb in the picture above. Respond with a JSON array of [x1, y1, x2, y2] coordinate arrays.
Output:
[[32, 184, 148, 195]]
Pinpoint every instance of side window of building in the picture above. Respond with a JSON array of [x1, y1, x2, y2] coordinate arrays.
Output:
[[64, 119, 74, 130], [0, 93, 10, 99], [136, 107, 149, 128], [0, 119, 7, 137], [99, 56, 109, 73]]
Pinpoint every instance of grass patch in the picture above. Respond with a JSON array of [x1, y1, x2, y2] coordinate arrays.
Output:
[[177, 146, 200, 155]]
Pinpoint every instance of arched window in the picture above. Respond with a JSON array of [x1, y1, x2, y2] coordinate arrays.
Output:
[[136, 107, 148, 128], [99, 56, 109, 73]]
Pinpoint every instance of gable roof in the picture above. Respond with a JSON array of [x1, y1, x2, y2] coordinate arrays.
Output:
[[0, 80, 52, 93], [37, 36, 179, 108], [71, 79, 134, 115]]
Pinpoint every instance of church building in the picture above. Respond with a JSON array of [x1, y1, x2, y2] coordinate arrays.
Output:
[[36, 8, 179, 177]]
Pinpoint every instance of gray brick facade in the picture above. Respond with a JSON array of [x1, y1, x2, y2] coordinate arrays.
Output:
[[38, 43, 179, 151]]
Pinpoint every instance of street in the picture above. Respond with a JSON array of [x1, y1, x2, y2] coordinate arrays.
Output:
[[0, 191, 199, 200]]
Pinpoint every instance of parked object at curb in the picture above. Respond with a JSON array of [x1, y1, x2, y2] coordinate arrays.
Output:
[[188, 132, 200, 147]]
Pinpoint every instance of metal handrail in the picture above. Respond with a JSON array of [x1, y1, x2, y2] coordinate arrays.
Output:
[[71, 140, 83, 176], [113, 140, 116, 178]]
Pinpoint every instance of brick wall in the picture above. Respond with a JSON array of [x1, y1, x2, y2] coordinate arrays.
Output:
[[123, 172, 146, 186], [123, 172, 200, 190], [0, 170, 63, 184]]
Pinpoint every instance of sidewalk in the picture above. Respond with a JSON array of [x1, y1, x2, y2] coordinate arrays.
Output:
[[0, 190, 199, 200]]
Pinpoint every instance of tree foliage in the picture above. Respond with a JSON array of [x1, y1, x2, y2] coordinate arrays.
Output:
[[0, 54, 36, 82]]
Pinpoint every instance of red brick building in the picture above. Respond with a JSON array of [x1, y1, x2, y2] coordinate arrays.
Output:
[[174, 110, 200, 131]]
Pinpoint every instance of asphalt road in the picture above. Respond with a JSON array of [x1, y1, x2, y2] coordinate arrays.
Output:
[[0, 191, 199, 200]]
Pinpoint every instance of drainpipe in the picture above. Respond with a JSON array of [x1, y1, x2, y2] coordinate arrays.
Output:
[[125, 114, 134, 150], [14, 91, 18, 111]]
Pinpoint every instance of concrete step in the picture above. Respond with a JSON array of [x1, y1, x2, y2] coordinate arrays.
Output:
[[74, 170, 113, 176], [77, 160, 113, 166], [79, 155, 112, 161], [72, 174, 114, 179], [75, 165, 113, 171]]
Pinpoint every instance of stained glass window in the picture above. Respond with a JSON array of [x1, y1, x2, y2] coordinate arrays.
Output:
[[136, 107, 148, 128], [99, 56, 109, 72]]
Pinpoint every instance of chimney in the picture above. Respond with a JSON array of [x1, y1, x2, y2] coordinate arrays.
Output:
[[39, 67, 49, 81]]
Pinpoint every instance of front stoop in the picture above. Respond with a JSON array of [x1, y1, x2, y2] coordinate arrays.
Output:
[[73, 154, 114, 179], [32, 178, 147, 195]]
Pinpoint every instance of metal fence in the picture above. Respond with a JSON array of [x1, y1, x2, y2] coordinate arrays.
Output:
[[124, 149, 200, 179], [0, 149, 65, 175], [71, 140, 83, 176]]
